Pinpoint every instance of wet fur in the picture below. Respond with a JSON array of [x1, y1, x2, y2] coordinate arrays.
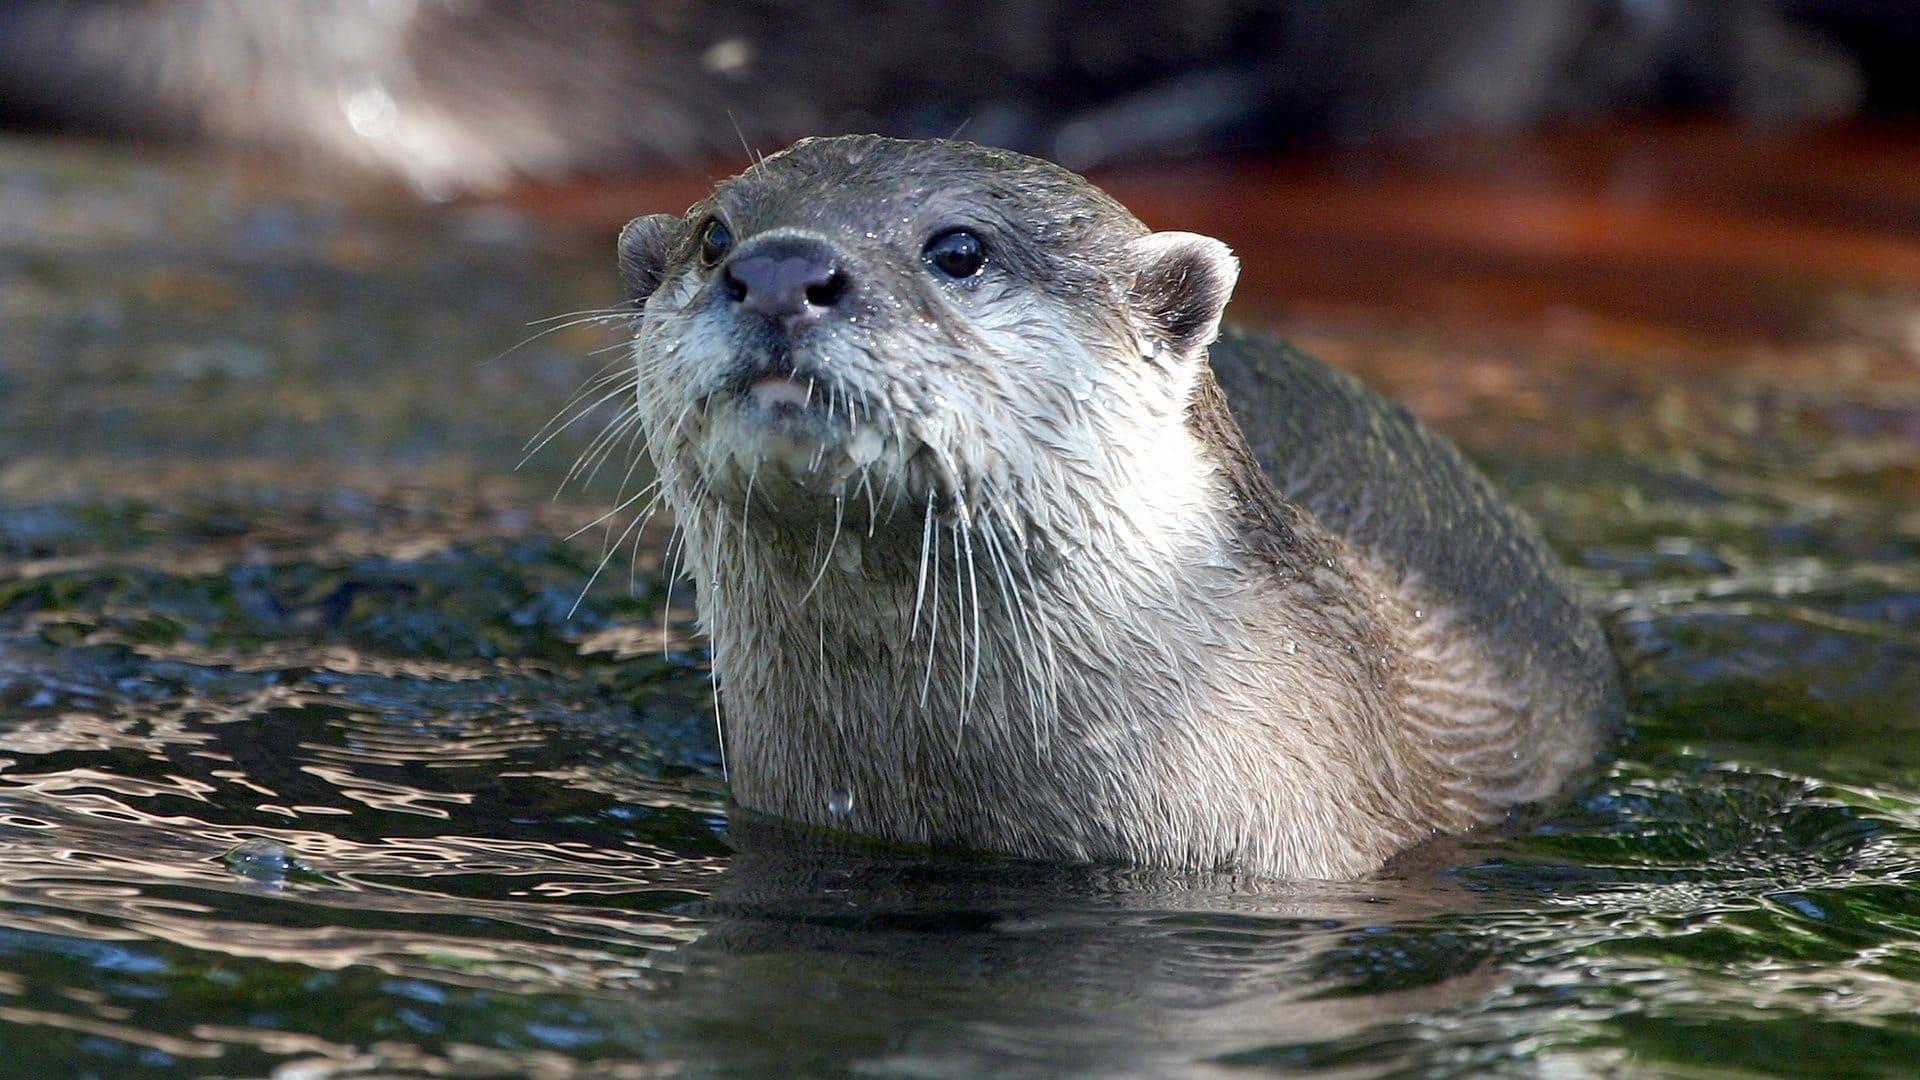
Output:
[[618, 136, 1622, 878]]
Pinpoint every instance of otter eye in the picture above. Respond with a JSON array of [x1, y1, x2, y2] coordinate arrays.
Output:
[[923, 229, 986, 280], [698, 218, 733, 265]]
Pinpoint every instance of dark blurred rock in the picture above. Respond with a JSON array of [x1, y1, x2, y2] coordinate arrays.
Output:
[[0, 0, 1899, 196]]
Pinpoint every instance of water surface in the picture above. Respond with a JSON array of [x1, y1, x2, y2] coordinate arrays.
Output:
[[3, 133, 1919, 1076]]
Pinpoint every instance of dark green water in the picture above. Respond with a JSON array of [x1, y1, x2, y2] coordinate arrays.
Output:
[[3, 137, 1919, 1077]]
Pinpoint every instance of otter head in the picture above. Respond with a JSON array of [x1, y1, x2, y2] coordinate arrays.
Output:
[[621, 135, 1239, 566]]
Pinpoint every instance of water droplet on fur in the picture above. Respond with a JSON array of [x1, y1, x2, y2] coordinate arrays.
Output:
[[826, 788, 854, 816]]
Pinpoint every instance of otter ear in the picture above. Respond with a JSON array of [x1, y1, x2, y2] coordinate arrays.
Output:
[[1125, 232, 1240, 356], [618, 214, 682, 303]]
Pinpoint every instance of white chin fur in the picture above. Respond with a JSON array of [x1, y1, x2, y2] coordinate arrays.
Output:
[[697, 399, 918, 508], [747, 374, 813, 411]]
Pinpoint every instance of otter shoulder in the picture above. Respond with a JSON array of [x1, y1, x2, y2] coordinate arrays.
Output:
[[1204, 326, 1624, 786]]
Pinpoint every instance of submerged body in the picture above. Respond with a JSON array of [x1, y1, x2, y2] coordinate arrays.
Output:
[[615, 135, 1621, 878]]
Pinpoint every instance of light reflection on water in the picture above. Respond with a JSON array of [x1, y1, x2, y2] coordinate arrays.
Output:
[[3, 135, 1920, 1075], [2, 508, 1917, 1078]]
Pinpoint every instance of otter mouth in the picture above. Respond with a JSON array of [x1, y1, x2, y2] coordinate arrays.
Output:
[[685, 347, 948, 524], [696, 346, 878, 473], [745, 372, 817, 415], [718, 346, 839, 423]]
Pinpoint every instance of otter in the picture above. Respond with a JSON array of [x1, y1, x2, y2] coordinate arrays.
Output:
[[613, 135, 1622, 879]]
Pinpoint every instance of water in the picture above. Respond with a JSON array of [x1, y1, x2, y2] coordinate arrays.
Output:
[[3, 135, 1920, 1076]]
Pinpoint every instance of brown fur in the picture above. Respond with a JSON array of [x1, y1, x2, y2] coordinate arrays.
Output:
[[615, 137, 1623, 878]]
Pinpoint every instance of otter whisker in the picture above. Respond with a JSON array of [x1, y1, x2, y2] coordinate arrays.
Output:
[[725, 107, 763, 167], [979, 508, 1057, 754], [797, 495, 846, 606], [658, 518, 689, 654], [739, 460, 761, 537], [486, 309, 631, 367], [532, 358, 635, 435], [568, 479, 658, 619], [565, 405, 643, 490], [567, 398, 698, 616], [575, 398, 649, 485], [526, 306, 637, 327], [879, 436, 917, 530], [919, 509, 943, 707], [911, 438, 967, 522], [910, 489, 936, 640], [607, 420, 659, 516], [564, 476, 662, 541], [952, 508, 985, 735], [816, 605, 827, 677], [522, 375, 640, 470], [626, 490, 657, 596], [855, 463, 880, 537], [708, 646, 728, 783], [623, 449, 685, 541], [585, 337, 639, 358], [1004, 517, 1062, 749], [523, 360, 633, 451]]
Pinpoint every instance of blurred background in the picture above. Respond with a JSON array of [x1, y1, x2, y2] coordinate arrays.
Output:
[[5, 0, 1918, 190], [5, 0, 1919, 398], [5, 3, 1920, 1076]]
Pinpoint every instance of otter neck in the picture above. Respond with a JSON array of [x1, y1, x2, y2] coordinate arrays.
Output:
[[666, 369, 1405, 856]]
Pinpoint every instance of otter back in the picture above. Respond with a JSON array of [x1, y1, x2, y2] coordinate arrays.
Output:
[[1207, 328, 1623, 790]]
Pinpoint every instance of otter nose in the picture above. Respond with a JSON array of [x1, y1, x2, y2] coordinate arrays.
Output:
[[721, 238, 848, 325]]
